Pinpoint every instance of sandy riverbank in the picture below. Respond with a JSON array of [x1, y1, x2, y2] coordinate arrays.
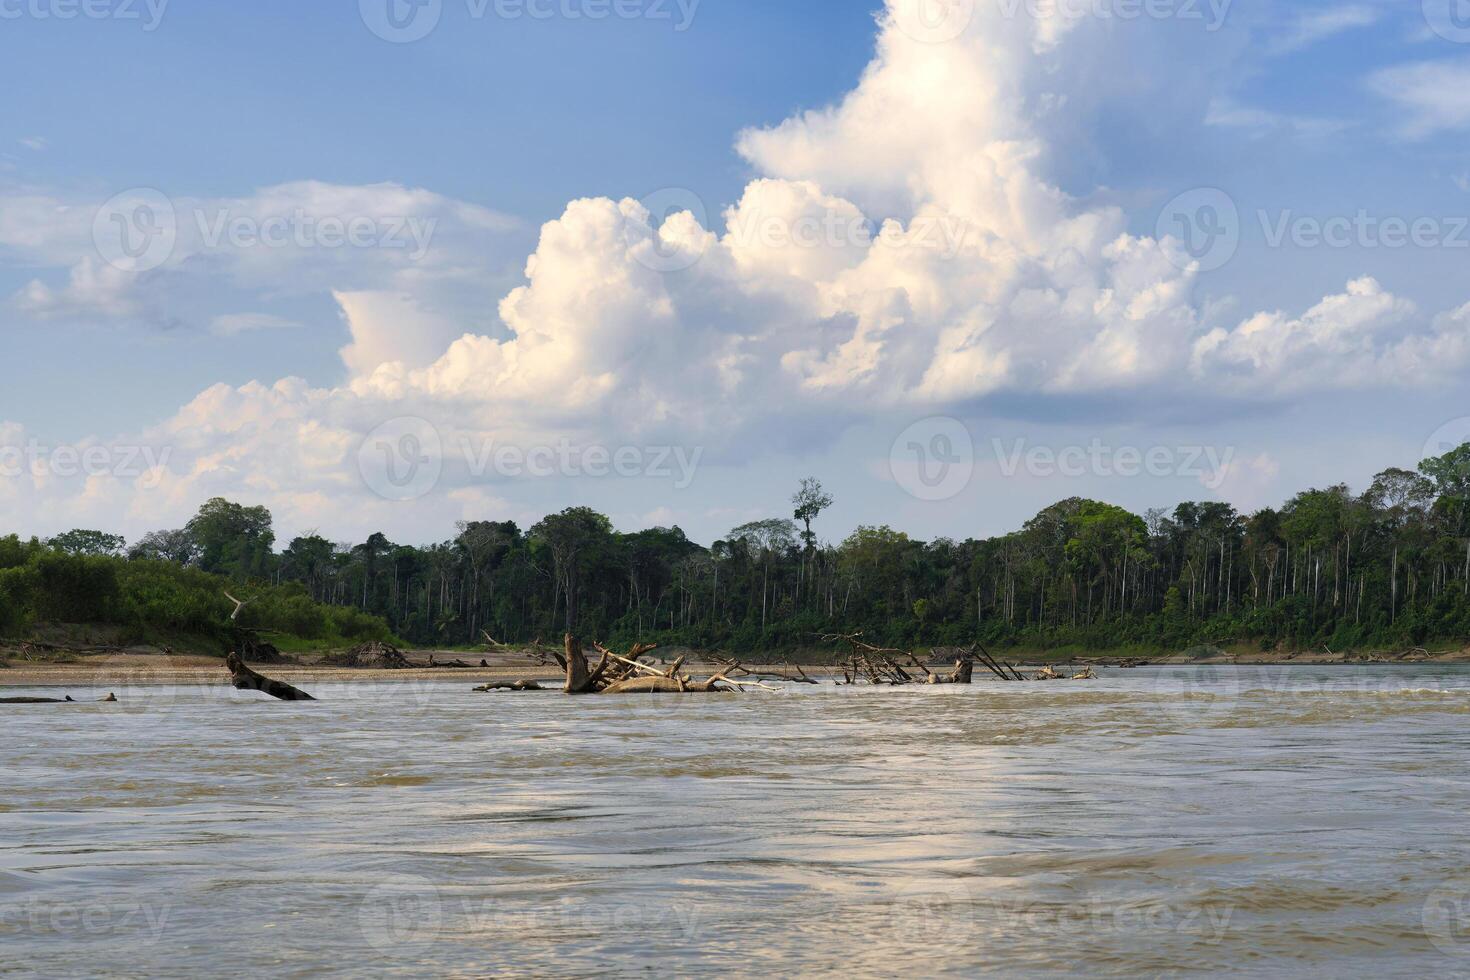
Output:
[[4, 646, 1469, 688], [0, 650, 845, 688]]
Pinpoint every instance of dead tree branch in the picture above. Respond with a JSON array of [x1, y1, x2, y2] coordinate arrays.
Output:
[[224, 652, 315, 701]]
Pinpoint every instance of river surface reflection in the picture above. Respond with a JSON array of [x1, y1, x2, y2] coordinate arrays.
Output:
[[4, 666, 1470, 977]]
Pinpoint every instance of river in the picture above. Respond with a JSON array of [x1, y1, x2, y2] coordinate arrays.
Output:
[[4, 665, 1470, 977]]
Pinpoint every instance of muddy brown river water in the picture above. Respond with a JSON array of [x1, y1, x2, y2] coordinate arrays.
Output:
[[4, 665, 1470, 977]]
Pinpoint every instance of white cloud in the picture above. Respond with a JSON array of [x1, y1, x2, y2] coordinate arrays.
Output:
[[1208, 451, 1282, 511], [4, 181, 522, 325], [210, 312, 302, 336], [1189, 277, 1470, 391], [1369, 60, 1470, 138], [1204, 97, 1347, 141], [1269, 5, 1380, 54]]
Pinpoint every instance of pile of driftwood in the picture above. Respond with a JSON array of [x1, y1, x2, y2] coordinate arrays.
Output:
[[824, 633, 1002, 685], [707, 654, 818, 685], [485, 635, 772, 695], [232, 630, 288, 664], [822, 633, 1095, 684], [321, 641, 412, 670]]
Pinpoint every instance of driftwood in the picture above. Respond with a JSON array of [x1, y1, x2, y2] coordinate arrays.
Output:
[[1, 693, 117, 704], [562, 635, 613, 694], [818, 633, 1091, 684], [822, 633, 990, 685], [821, 633, 918, 685], [975, 643, 1026, 681], [224, 652, 315, 701], [541, 635, 742, 695], [707, 654, 819, 684], [4, 640, 130, 660], [322, 641, 411, 669], [1031, 665, 1097, 681], [473, 679, 545, 692]]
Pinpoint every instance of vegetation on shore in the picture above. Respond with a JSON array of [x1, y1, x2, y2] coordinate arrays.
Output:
[[3, 442, 1469, 659], [0, 535, 392, 653]]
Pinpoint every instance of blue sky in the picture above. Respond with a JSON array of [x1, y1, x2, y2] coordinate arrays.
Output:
[[2, 0, 1470, 547], [0, 0, 879, 432]]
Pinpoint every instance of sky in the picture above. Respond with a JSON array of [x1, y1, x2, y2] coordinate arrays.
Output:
[[2, 0, 1469, 549]]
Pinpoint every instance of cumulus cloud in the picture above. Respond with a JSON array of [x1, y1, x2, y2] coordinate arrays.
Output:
[[1188, 277, 1463, 391]]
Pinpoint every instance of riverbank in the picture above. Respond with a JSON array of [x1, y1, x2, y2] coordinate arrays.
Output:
[[3, 642, 1469, 688]]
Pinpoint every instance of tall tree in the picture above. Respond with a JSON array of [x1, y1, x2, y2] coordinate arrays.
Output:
[[186, 498, 275, 579], [530, 508, 613, 632], [791, 477, 834, 553]]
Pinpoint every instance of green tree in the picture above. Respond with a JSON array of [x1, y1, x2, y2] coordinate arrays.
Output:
[[530, 508, 614, 632], [48, 529, 126, 557], [128, 528, 200, 565], [186, 498, 275, 579], [791, 477, 834, 554]]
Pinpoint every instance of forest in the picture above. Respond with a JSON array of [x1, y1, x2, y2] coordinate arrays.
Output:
[[3, 442, 1469, 655]]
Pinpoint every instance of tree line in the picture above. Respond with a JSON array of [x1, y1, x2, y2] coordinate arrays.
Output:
[[11, 441, 1470, 654]]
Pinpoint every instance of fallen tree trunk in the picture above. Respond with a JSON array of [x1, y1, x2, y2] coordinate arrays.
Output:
[[599, 672, 733, 694], [708, 655, 819, 684], [473, 679, 545, 692], [1, 693, 117, 704], [225, 652, 315, 701]]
